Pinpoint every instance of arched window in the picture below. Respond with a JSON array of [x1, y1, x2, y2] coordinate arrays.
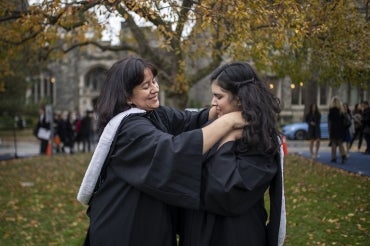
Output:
[[85, 67, 107, 92]]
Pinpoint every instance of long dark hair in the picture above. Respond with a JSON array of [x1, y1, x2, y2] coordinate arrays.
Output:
[[308, 103, 321, 116], [96, 56, 157, 135], [210, 62, 281, 155]]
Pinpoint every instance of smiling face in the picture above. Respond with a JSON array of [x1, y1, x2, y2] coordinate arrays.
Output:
[[128, 68, 160, 111], [211, 82, 240, 117]]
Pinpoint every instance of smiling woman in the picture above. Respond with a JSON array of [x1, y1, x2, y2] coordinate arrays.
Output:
[[127, 69, 160, 111]]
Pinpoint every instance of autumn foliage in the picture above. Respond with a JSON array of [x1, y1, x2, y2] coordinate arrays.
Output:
[[0, 0, 369, 109]]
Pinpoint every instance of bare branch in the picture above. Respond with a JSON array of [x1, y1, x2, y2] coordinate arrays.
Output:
[[62, 41, 139, 53], [122, 1, 173, 40], [175, 0, 194, 38]]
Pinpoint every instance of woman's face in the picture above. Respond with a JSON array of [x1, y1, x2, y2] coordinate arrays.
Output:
[[128, 68, 160, 111], [211, 82, 240, 117]]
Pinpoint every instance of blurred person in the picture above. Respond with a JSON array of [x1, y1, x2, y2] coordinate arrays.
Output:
[[62, 111, 75, 154], [349, 103, 363, 152], [178, 61, 286, 246], [343, 103, 354, 155], [361, 101, 370, 154], [33, 106, 51, 155], [80, 111, 93, 152], [305, 103, 321, 159], [73, 112, 82, 152], [54, 112, 64, 153], [328, 97, 347, 163]]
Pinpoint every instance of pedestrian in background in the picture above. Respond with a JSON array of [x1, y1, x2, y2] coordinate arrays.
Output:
[[361, 101, 370, 154], [33, 106, 51, 155], [343, 103, 354, 155], [62, 111, 75, 154], [328, 97, 347, 164], [349, 103, 363, 152], [305, 103, 321, 159], [73, 112, 82, 151], [54, 112, 64, 153], [80, 110, 93, 152]]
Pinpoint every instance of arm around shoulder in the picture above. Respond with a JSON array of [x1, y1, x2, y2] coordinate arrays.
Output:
[[201, 111, 245, 154]]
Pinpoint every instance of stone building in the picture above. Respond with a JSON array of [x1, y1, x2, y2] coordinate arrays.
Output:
[[27, 43, 127, 115], [189, 74, 369, 123], [27, 43, 369, 123]]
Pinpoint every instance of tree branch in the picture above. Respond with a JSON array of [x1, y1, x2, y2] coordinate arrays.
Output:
[[62, 41, 139, 53], [123, 1, 173, 40], [175, 0, 194, 38]]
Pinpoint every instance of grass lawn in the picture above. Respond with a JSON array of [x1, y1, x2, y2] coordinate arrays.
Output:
[[0, 153, 369, 245]]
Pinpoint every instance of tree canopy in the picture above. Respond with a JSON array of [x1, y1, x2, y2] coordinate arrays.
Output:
[[0, 0, 369, 110]]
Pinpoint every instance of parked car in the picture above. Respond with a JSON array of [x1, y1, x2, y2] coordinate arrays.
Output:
[[282, 115, 329, 140]]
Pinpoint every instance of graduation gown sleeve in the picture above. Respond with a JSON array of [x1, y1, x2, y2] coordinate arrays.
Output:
[[108, 113, 204, 209], [202, 141, 278, 216], [155, 106, 210, 133]]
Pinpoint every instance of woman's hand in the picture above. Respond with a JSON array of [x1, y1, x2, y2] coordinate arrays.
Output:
[[201, 111, 246, 154], [208, 105, 218, 121], [220, 111, 247, 129]]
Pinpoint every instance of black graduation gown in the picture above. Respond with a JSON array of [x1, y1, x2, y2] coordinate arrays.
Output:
[[179, 141, 282, 246], [328, 108, 346, 140], [305, 112, 321, 139], [86, 106, 209, 246]]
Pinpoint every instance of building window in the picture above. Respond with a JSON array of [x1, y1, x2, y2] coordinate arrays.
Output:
[[319, 83, 328, 106], [85, 67, 107, 92], [36, 79, 41, 101], [267, 80, 278, 96], [291, 82, 305, 105], [29, 70, 55, 105], [43, 78, 48, 97]]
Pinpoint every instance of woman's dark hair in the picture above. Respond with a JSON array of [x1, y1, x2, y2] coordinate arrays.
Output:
[[309, 103, 321, 116], [96, 56, 157, 135], [210, 62, 281, 155]]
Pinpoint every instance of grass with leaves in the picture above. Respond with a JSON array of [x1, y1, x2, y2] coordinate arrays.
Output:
[[0, 154, 369, 245]]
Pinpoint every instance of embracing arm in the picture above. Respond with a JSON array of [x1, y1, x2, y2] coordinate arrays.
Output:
[[201, 111, 245, 154], [106, 111, 244, 209]]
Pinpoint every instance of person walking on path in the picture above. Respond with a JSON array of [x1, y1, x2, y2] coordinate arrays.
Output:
[[305, 103, 321, 159], [361, 101, 370, 154], [328, 96, 347, 164], [349, 103, 363, 152], [343, 103, 354, 155]]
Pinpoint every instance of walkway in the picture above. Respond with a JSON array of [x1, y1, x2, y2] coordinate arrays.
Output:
[[288, 140, 370, 177], [1, 138, 369, 177]]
